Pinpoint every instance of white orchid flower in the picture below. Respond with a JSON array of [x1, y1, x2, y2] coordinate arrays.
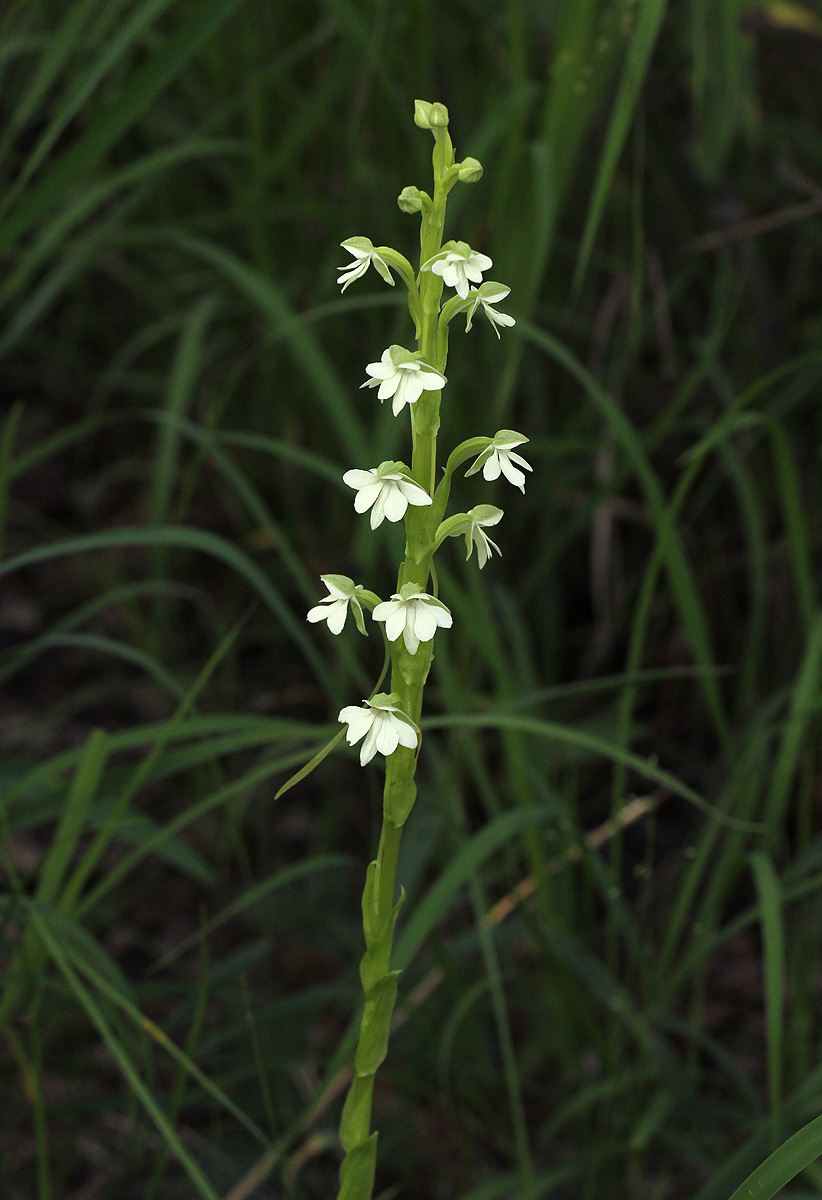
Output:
[[465, 430, 532, 493], [337, 236, 395, 292], [463, 505, 503, 568], [424, 240, 493, 299], [306, 574, 370, 636], [338, 693, 419, 765], [464, 282, 516, 338], [361, 345, 446, 416], [343, 460, 432, 529], [372, 583, 452, 655], [436, 504, 504, 569]]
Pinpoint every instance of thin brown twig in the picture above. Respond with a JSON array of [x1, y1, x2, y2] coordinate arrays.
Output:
[[679, 195, 822, 257]]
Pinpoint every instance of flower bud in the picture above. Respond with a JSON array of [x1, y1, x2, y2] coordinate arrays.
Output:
[[457, 156, 483, 183], [397, 185, 424, 213], [414, 99, 449, 130]]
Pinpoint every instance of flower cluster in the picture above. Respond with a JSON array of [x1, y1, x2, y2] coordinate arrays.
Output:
[[306, 107, 532, 766]]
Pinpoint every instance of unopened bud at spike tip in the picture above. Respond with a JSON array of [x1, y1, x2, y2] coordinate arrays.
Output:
[[414, 99, 449, 130]]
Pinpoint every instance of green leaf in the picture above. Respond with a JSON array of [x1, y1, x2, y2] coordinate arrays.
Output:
[[337, 1132, 378, 1200], [726, 1112, 822, 1200], [275, 729, 346, 800], [354, 971, 400, 1075]]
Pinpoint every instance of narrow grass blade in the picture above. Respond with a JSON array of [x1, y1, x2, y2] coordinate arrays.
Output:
[[0, 0, 249, 254], [58, 611, 247, 914], [24, 633, 187, 700], [762, 613, 822, 839], [157, 230, 368, 461], [395, 805, 556, 968], [26, 906, 222, 1200], [751, 853, 785, 1143], [425, 712, 751, 828], [725, 1111, 822, 1200], [76, 745, 314, 915], [152, 854, 349, 972], [2, 0, 176, 213], [520, 318, 729, 745], [573, 0, 670, 291], [35, 729, 108, 907], [148, 296, 219, 528], [0, 524, 332, 693]]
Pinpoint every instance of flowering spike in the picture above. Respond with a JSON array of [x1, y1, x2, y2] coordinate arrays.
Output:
[[321, 100, 529, 1200]]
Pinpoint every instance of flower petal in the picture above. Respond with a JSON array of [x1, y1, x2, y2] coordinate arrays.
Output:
[[411, 605, 438, 644], [482, 452, 502, 481], [397, 479, 432, 507], [382, 484, 408, 523], [384, 605, 407, 643], [366, 361, 395, 381], [499, 455, 526, 492], [403, 623, 420, 655], [353, 482, 381, 513], [343, 468, 378, 489], [360, 722, 380, 764], [375, 714, 400, 757], [393, 715, 419, 750], [419, 367, 446, 390], [378, 377, 400, 402], [369, 485, 389, 528], [339, 706, 373, 744], [325, 599, 349, 634]]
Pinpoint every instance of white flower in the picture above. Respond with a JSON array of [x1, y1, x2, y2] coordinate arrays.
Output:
[[464, 505, 503, 568], [372, 583, 452, 655], [424, 240, 493, 299], [464, 282, 516, 338], [337, 236, 394, 292], [338, 693, 419, 765], [343, 460, 432, 529], [444, 504, 503, 569], [361, 345, 446, 416], [306, 574, 368, 635], [466, 430, 532, 493]]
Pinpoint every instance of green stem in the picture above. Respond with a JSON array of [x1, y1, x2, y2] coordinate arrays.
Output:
[[335, 121, 454, 1200]]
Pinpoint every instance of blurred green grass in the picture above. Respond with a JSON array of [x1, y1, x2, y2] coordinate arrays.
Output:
[[1, 0, 822, 1196]]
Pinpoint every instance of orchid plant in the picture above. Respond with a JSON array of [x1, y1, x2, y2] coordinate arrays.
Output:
[[303, 100, 529, 1200]]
